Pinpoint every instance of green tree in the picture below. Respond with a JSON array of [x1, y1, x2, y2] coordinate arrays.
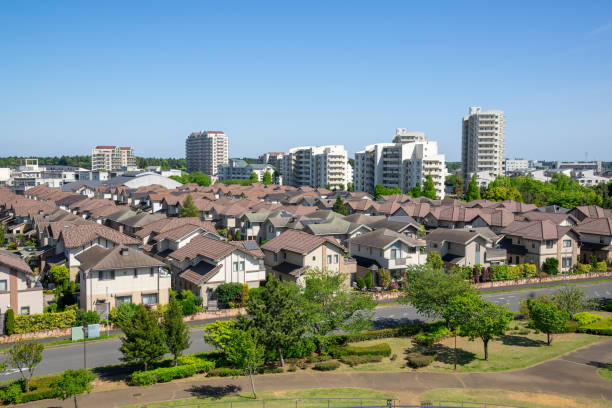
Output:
[[204, 320, 237, 352], [240, 277, 306, 366], [189, 171, 211, 186], [179, 194, 200, 218], [465, 175, 481, 201], [262, 171, 272, 185], [235, 229, 241, 241], [376, 268, 392, 289], [4, 308, 15, 335], [49, 265, 70, 289], [52, 369, 96, 408], [403, 265, 476, 327], [0, 225, 7, 247], [224, 329, 265, 399], [373, 184, 401, 200], [163, 293, 191, 366], [445, 174, 463, 196], [527, 299, 569, 345], [119, 305, 168, 370], [347, 182, 354, 192], [422, 174, 437, 199], [453, 296, 512, 360], [552, 286, 591, 319], [250, 172, 258, 182], [364, 270, 373, 288], [7, 341, 43, 392], [426, 251, 443, 271], [542, 257, 559, 275], [332, 196, 348, 216], [302, 268, 375, 350]]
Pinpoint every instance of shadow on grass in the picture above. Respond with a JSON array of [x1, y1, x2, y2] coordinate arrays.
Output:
[[188, 384, 242, 400], [407, 344, 477, 366], [500, 335, 546, 347], [372, 318, 423, 329]]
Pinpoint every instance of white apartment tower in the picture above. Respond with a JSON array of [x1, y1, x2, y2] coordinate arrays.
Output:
[[461, 107, 506, 181], [354, 129, 447, 198], [282, 145, 350, 189], [91, 146, 136, 171], [185, 131, 228, 176]]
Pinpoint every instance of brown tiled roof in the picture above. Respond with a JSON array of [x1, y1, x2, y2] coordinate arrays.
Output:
[[349, 228, 422, 249], [179, 263, 222, 285], [501, 220, 573, 241], [573, 205, 612, 219], [426, 228, 492, 245], [0, 249, 34, 275], [261, 229, 345, 255], [135, 218, 216, 238], [154, 224, 205, 241], [518, 211, 578, 225], [77, 245, 164, 271], [574, 217, 612, 236], [60, 224, 140, 248], [168, 235, 260, 262]]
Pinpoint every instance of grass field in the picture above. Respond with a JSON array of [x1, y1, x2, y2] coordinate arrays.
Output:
[[419, 388, 612, 408], [600, 364, 612, 381], [122, 388, 395, 408]]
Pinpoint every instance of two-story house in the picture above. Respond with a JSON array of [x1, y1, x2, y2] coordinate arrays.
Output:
[[425, 228, 506, 267], [0, 250, 43, 315], [77, 245, 169, 312], [573, 217, 612, 263], [500, 219, 580, 273]]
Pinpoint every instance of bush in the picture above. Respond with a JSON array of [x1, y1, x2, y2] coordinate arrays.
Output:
[[313, 361, 340, 371], [577, 316, 612, 336], [75, 309, 100, 326], [0, 382, 23, 404], [14, 309, 76, 334], [177, 355, 215, 373], [325, 323, 422, 346], [491, 264, 509, 281], [575, 263, 592, 274], [413, 322, 450, 347], [206, 367, 245, 377], [523, 264, 537, 278], [330, 343, 392, 358], [18, 376, 58, 403], [256, 367, 284, 374], [595, 261, 608, 272], [109, 302, 139, 325], [518, 328, 530, 335], [4, 308, 15, 335], [356, 278, 365, 290], [216, 283, 244, 306], [573, 312, 603, 326], [130, 370, 157, 386], [377, 269, 392, 289], [339, 355, 383, 366], [542, 258, 559, 275], [288, 366, 297, 372], [405, 352, 435, 368], [305, 355, 332, 363], [285, 337, 316, 359], [507, 265, 522, 280], [130, 364, 197, 386]]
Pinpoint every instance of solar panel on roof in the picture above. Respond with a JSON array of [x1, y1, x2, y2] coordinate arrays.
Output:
[[242, 241, 259, 251]]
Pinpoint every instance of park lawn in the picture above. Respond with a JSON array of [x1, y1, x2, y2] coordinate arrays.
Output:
[[419, 388, 612, 408], [600, 364, 612, 381], [122, 388, 395, 408]]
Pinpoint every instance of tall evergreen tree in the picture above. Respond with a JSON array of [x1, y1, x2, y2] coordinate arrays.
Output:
[[465, 175, 481, 201], [332, 195, 348, 216], [262, 171, 272, 185], [179, 194, 200, 218], [422, 174, 437, 199], [163, 293, 191, 366], [119, 305, 168, 371], [409, 185, 422, 198]]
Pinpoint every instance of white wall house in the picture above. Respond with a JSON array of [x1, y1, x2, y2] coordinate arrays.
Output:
[[0, 250, 44, 316]]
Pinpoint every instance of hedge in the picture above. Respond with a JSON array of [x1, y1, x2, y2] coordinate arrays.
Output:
[[176, 356, 215, 373], [339, 355, 383, 366], [573, 312, 602, 327], [0, 376, 59, 404], [406, 352, 435, 368], [578, 316, 612, 336], [413, 321, 450, 347], [131, 364, 197, 386], [14, 309, 77, 334], [324, 323, 423, 347], [329, 343, 392, 358], [206, 367, 245, 377], [312, 361, 340, 371]]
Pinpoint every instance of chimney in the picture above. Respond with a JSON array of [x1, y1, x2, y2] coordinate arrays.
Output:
[[120, 248, 129, 256]]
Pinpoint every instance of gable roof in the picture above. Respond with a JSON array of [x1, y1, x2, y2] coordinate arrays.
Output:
[[574, 217, 612, 236], [348, 228, 423, 249], [261, 229, 345, 255], [59, 224, 141, 249], [0, 249, 34, 275], [168, 235, 263, 262], [425, 228, 492, 245], [76, 245, 165, 271], [501, 220, 573, 241]]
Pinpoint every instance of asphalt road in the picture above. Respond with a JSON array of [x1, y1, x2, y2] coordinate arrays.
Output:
[[2, 280, 611, 381]]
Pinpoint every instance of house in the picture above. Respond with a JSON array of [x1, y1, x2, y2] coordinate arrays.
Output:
[[0, 250, 43, 315], [167, 235, 265, 305], [77, 245, 169, 312], [569, 206, 612, 222], [425, 228, 507, 267], [134, 217, 218, 250], [500, 220, 580, 273], [573, 217, 612, 263], [261, 229, 355, 284], [348, 228, 426, 282], [237, 210, 271, 243], [368, 217, 423, 239]]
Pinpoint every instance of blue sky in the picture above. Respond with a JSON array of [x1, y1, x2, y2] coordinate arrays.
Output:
[[1, 1, 611, 161]]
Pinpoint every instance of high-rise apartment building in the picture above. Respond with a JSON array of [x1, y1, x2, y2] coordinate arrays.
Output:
[[354, 129, 447, 198], [281, 145, 350, 189], [185, 131, 228, 176], [91, 146, 136, 171], [461, 107, 506, 181]]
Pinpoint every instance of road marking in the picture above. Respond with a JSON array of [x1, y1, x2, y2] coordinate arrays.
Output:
[[0, 367, 28, 377]]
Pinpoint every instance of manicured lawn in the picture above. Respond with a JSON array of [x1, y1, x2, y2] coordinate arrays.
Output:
[[599, 364, 612, 381], [123, 388, 395, 408], [419, 388, 612, 408]]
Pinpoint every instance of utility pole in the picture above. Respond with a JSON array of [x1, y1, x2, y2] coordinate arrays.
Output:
[[83, 325, 88, 369]]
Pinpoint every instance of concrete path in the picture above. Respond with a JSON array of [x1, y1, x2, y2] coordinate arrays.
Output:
[[20, 338, 612, 408]]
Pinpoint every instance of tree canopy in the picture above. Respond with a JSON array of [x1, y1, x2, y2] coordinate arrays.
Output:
[[170, 171, 211, 186], [262, 171, 272, 185], [119, 305, 168, 370], [527, 299, 569, 345], [373, 184, 402, 200], [422, 174, 437, 199], [179, 194, 200, 218], [52, 369, 96, 408], [332, 196, 348, 216], [465, 175, 481, 201]]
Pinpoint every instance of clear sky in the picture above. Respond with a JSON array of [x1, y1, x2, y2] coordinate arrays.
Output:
[[1, 1, 611, 161]]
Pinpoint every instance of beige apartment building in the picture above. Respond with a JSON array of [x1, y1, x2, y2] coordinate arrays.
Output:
[[461, 107, 506, 182], [91, 146, 136, 171], [185, 131, 228, 176]]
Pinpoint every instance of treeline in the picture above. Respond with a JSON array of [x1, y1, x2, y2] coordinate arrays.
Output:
[[0, 156, 186, 170], [136, 157, 185, 169]]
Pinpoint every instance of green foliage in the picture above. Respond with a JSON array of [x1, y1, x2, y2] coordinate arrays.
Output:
[[595, 261, 608, 272], [7, 341, 44, 392], [163, 293, 191, 365], [52, 369, 95, 404], [574, 263, 592, 274], [465, 175, 481, 201], [409, 185, 422, 198], [552, 286, 591, 318], [406, 352, 435, 368], [7, 241, 17, 250], [136, 157, 185, 169], [179, 194, 200, 218], [356, 277, 365, 290], [332, 195, 349, 216], [422, 174, 437, 199], [339, 355, 383, 366], [445, 174, 463, 196], [48, 265, 70, 289], [75, 310, 100, 326], [206, 367, 246, 377], [364, 271, 373, 289], [119, 305, 168, 371], [178, 290, 197, 315], [130, 364, 197, 386], [542, 258, 559, 275], [224, 329, 265, 398], [527, 299, 569, 345], [0, 225, 7, 247], [109, 302, 138, 325], [373, 184, 402, 200], [14, 309, 76, 334], [312, 361, 340, 371], [577, 316, 612, 335], [262, 171, 272, 185], [425, 251, 443, 270], [219, 178, 256, 186], [484, 186, 523, 202], [4, 308, 15, 335], [573, 312, 602, 326], [204, 320, 237, 352], [216, 282, 244, 306], [376, 268, 392, 289], [284, 337, 317, 358], [0, 382, 24, 404], [329, 343, 392, 357], [413, 322, 450, 347], [176, 355, 215, 373], [170, 171, 211, 186]]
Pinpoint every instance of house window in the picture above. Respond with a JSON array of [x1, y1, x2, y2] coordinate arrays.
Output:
[[334, 255, 338, 264], [327, 255, 332, 264], [133, 269, 138, 278], [600, 237, 605, 244], [273, 254, 277, 262], [99, 270, 115, 281], [233, 261, 239, 271], [20, 306, 30, 315], [269, 225, 274, 233], [391, 249, 398, 259], [312, 256, 316, 261], [563, 240, 571, 248], [116, 295, 132, 305], [240, 261, 245, 271], [562, 257, 572, 268], [0, 280, 7, 291], [142, 293, 158, 305], [531, 243, 535, 249], [432, 243, 438, 249]]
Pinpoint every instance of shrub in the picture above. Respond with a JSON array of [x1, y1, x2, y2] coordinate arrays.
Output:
[[356, 278, 365, 290], [573, 312, 603, 326], [413, 322, 450, 347], [5, 308, 15, 335], [256, 367, 284, 374], [577, 316, 612, 336], [330, 343, 392, 358], [288, 366, 297, 372], [177, 355, 215, 373], [364, 271, 373, 289], [109, 302, 139, 325], [491, 264, 509, 281], [518, 328, 530, 335], [75, 309, 100, 326], [595, 261, 608, 272], [216, 283, 244, 306], [522, 264, 537, 278], [130, 364, 197, 385], [206, 367, 245, 377], [507, 265, 522, 280], [575, 263, 592, 274], [17, 375, 61, 403], [339, 355, 383, 366], [325, 323, 422, 346], [130, 370, 157, 386], [313, 361, 340, 371], [0, 382, 23, 404], [306, 355, 332, 363], [14, 309, 76, 334], [542, 258, 559, 275], [405, 352, 435, 368], [285, 337, 316, 359], [377, 269, 392, 289]]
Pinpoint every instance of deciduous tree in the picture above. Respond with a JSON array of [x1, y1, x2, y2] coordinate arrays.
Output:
[[422, 174, 437, 199], [527, 299, 569, 345], [7, 341, 43, 392], [163, 292, 191, 366], [224, 329, 265, 399], [52, 369, 96, 408]]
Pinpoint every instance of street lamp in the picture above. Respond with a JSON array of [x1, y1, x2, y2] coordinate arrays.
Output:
[[82, 325, 88, 369]]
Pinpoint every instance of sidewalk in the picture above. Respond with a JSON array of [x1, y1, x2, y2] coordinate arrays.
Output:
[[19, 339, 612, 408]]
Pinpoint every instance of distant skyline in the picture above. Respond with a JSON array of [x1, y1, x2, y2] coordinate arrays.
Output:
[[1, 1, 611, 161]]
